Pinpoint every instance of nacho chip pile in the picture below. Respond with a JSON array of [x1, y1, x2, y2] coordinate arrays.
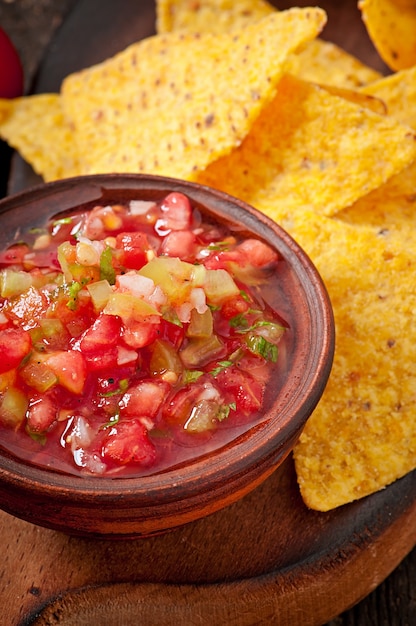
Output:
[[0, 1, 416, 512]]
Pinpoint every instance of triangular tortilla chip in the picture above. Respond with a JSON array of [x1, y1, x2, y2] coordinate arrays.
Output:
[[290, 210, 416, 511], [0, 94, 80, 182], [156, 0, 275, 33], [361, 65, 416, 129], [60, 9, 326, 180], [359, 0, 416, 70], [196, 74, 416, 218], [157, 0, 381, 89], [292, 38, 382, 89]]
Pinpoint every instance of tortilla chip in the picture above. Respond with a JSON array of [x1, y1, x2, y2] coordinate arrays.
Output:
[[157, 1, 381, 90], [156, 0, 275, 33], [361, 65, 416, 129], [341, 66, 416, 242], [61, 9, 326, 180], [292, 38, 382, 89], [291, 210, 416, 511], [196, 74, 416, 218], [0, 94, 80, 182], [320, 84, 387, 115], [359, 0, 416, 70]]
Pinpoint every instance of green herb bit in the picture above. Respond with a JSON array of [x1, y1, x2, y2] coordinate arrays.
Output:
[[239, 290, 251, 302], [100, 246, 116, 285], [246, 334, 278, 362], [99, 378, 129, 397], [26, 428, 47, 445], [210, 360, 233, 377], [66, 281, 82, 310], [217, 402, 236, 422], [53, 217, 73, 226], [162, 307, 183, 327], [229, 313, 249, 329], [100, 411, 120, 430], [207, 240, 231, 252], [182, 370, 204, 384]]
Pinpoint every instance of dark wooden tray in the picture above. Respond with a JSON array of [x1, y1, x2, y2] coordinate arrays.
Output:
[[2, 1, 415, 624]]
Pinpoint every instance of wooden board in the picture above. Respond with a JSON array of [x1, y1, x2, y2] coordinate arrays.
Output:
[[2, 1, 416, 624]]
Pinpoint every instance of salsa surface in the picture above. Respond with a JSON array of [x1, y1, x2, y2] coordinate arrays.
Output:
[[0, 192, 289, 477]]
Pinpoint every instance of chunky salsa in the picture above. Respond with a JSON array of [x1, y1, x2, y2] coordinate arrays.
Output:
[[0, 192, 288, 477]]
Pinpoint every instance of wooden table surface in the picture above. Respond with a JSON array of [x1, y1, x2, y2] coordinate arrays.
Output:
[[0, 1, 415, 625]]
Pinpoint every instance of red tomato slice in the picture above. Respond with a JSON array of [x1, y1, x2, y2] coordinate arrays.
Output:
[[0, 28, 24, 98], [101, 419, 156, 466], [44, 350, 87, 395], [0, 327, 31, 374]]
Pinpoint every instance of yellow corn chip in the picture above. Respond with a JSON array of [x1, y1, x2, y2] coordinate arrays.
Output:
[[60, 9, 326, 180], [197, 74, 416, 218], [157, 0, 381, 90], [361, 65, 416, 128], [359, 0, 416, 70], [0, 94, 80, 182], [156, 0, 275, 33], [291, 210, 416, 511], [341, 66, 416, 243], [320, 83, 387, 115], [292, 38, 382, 89]]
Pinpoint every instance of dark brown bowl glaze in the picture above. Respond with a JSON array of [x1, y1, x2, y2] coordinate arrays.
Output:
[[0, 174, 334, 538]]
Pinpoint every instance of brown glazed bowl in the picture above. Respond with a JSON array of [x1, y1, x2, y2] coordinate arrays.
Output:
[[0, 174, 334, 538]]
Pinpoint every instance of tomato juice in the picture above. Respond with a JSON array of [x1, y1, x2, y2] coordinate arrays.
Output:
[[0, 191, 290, 477]]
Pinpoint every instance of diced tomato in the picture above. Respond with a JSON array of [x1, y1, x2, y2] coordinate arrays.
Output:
[[160, 230, 197, 261], [158, 318, 185, 349], [0, 243, 30, 267], [115, 232, 151, 270], [120, 380, 170, 419], [122, 319, 159, 349], [214, 367, 264, 416], [237, 239, 278, 267], [44, 350, 87, 395], [0, 327, 32, 374], [163, 383, 204, 426], [156, 192, 192, 234], [101, 419, 156, 466], [5, 286, 50, 330], [220, 295, 250, 320], [79, 313, 122, 353], [205, 239, 278, 270], [26, 394, 57, 433], [84, 346, 119, 372]]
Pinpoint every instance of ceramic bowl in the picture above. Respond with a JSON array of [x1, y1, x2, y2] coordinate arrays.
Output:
[[0, 174, 334, 538]]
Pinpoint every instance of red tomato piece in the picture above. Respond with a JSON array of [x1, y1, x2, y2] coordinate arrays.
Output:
[[0, 243, 30, 267], [236, 239, 278, 267], [163, 384, 204, 426], [120, 380, 170, 419], [116, 232, 151, 270], [156, 192, 192, 233], [101, 419, 156, 466], [79, 313, 122, 353], [0, 327, 32, 374], [214, 367, 264, 416], [160, 230, 197, 261], [44, 350, 87, 395], [84, 346, 119, 372], [158, 318, 185, 349], [122, 319, 159, 349], [220, 295, 250, 320], [205, 239, 277, 270], [26, 395, 57, 433], [0, 28, 24, 98]]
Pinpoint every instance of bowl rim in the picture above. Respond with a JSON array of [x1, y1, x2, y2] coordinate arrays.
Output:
[[0, 173, 335, 503]]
